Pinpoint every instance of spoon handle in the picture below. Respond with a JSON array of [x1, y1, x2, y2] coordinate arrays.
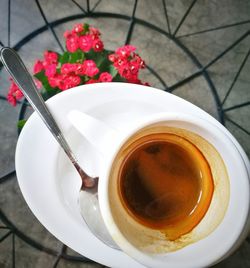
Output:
[[0, 47, 77, 164]]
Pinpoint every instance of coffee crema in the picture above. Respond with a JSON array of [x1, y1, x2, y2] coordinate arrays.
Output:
[[118, 133, 214, 240]]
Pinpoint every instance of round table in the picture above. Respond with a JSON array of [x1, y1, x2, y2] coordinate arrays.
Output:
[[0, 0, 249, 267]]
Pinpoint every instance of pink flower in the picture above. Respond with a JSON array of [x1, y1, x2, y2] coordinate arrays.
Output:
[[133, 54, 145, 68], [34, 79, 42, 89], [116, 62, 139, 81], [66, 34, 79, 52], [110, 44, 148, 83], [72, 23, 84, 33], [58, 74, 81, 90], [60, 63, 86, 76], [7, 94, 17, 106], [127, 77, 141, 84], [7, 79, 24, 106], [63, 30, 71, 39], [115, 45, 136, 58], [45, 64, 57, 78], [113, 57, 128, 69], [33, 60, 44, 74], [48, 73, 81, 90], [89, 27, 100, 39], [86, 78, 98, 84], [118, 65, 130, 79], [99, 72, 112, 82], [48, 74, 61, 88], [74, 63, 86, 75], [61, 63, 77, 75], [129, 61, 140, 75], [82, 60, 99, 77], [93, 39, 104, 52], [108, 53, 116, 62], [44, 51, 58, 64], [79, 35, 93, 52]]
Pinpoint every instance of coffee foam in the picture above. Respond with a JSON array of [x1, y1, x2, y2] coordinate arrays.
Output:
[[108, 124, 230, 253]]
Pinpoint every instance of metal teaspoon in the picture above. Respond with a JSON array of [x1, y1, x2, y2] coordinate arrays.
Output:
[[0, 47, 118, 249]]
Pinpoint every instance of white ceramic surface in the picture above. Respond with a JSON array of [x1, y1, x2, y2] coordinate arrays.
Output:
[[67, 110, 250, 268], [15, 83, 250, 268]]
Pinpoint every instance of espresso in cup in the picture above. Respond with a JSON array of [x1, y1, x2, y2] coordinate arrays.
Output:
[[118, 132, 214, 241], [109, 124, 230, 253]]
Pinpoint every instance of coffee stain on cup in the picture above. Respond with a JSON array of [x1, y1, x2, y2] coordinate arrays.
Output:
[[108, 125, 230, 253]]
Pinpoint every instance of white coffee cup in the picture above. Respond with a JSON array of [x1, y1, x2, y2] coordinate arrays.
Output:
[[68, 110, 250, 268]]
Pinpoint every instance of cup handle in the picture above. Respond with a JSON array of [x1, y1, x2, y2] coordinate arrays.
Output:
[[67, 110, 121, 157]]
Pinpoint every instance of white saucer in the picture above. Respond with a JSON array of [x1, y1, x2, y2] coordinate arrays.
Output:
[[15, 82, 250, 268]]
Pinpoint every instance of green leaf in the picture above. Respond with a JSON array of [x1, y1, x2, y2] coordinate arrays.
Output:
[[83, 23, 89, 33], [85, 49, 97, 61], [17, 119, 27, 130], [85, 49, 114, 75], [34, 70, 45, 81], [59, 52, 70, 64], [69, 50, 85, 63], [34, 71, 52, 91], [34, 70, 60, 98], [81, 76, 89, 83], [108, 64, 118, 77], [41, 89, 61, 100], [86, 49, 105, 65], [112, 73, 126, 82]]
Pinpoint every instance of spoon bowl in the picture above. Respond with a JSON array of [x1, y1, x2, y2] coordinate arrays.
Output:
[[79, 189, 118, 248]]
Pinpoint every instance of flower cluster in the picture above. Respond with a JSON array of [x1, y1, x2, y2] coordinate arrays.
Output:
[[6, 22, 149, 106], [109, 45, 148, 85], [7, 78, 24, 106], [64, 24, 104, 53]]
